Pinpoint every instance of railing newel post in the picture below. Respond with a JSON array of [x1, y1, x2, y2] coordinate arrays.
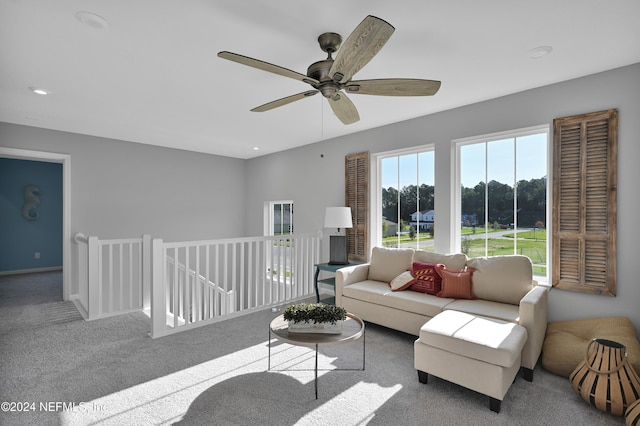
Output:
[[150, 238, 165, 338]]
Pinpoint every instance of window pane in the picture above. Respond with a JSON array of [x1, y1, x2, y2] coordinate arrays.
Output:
[[416, 151, 435, 251], [460, 143, 486, 257], [516, 134, 547, 275], [381, 157, 399, 246], [273, 203, 282, 235], [380, 149, 434, 250], [487, 138, 515, 255], [458, 129, 548, 279]]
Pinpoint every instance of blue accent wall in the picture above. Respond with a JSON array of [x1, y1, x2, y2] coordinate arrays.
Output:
[[0, 158, 63, 272]]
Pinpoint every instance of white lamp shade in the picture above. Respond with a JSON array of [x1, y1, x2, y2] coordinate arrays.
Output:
[[324, 207, 353, 229]]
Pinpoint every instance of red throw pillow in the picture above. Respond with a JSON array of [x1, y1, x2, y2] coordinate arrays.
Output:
[[434, 264, 475, 299], [409, 261, 442, 295]]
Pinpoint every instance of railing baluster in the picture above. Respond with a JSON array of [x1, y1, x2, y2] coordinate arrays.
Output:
[[173, 247, 179, 329], [118, 243, 123, 312]]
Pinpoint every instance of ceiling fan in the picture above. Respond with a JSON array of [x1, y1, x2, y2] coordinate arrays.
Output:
[[217, 15, 441, 125]]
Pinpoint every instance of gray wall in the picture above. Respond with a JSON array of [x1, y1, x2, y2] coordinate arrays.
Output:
[[245, 63, 640, 332], [0, 124, 247, 293]]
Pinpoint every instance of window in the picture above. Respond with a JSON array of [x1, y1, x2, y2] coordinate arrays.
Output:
[[265, 201, 293, 236], [454, 126, 549, 279], [374, 146, 435, 251], [264, 200, 294, 289]]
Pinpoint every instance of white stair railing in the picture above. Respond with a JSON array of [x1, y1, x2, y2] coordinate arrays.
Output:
[[164, 256, 236, 326], [74, 231, 321, 336], [73, 233, 150, 320], [151, 232, 321, 338]]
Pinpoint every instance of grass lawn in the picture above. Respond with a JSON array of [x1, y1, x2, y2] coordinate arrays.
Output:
[[503, 229, 547, 241], [382, 228, 547, 275], [463, 238, 546, 275]]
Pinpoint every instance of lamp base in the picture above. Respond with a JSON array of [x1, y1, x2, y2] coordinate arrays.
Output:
[[329, 235, 349, 265]]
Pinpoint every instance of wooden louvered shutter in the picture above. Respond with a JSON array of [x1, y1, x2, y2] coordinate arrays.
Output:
[[552, 109, 617, 295], [345, 151, 369, 262]]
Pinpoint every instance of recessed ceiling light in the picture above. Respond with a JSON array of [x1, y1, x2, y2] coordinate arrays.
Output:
[[528, 46, 553, 59], [252, 147, 260, 151], [75, 11, 109, 29], [29, 87, 49, 95]]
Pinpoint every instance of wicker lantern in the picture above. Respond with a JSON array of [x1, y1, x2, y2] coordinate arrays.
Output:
[[570, 338, 640, 416], [627, 399, 640, 426]]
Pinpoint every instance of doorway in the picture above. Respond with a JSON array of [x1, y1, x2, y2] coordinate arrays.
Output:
[[0, 147, 71, 300]]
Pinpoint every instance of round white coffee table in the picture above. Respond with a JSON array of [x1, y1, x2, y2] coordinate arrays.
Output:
[[268, 312, 365, 399]]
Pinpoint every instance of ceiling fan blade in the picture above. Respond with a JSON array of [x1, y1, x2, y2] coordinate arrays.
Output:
[[329, 16, 395, 84], [218, 51, 319, 85], [345, 78, 441, 96], [251, 90, 318, 112], [328, 92, 360, 125]]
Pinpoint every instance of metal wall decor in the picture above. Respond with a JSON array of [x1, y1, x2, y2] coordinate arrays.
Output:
[[21, 184, 41, 221]]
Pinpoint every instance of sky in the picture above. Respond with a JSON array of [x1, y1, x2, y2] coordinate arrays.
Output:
[[382, 133, 547, 189]]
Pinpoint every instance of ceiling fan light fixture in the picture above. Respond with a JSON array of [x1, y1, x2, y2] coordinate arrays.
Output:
[[29, 87, 49, 95], [528, 45, 553, 59], [75, 11, 109, 29]]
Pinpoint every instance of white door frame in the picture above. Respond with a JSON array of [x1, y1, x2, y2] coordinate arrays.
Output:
[[0, 147, 71, 300]]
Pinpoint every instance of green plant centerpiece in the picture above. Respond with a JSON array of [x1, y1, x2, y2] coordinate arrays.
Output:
[[283, 303, 347, 334]]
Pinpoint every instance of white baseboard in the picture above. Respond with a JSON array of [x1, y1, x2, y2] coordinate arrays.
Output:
[[0, 266, 63, 276]]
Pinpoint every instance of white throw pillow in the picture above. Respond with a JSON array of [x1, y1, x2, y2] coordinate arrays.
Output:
[[388, 271, 414, 291]]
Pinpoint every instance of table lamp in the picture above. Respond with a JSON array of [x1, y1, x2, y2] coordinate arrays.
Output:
[[325, 207, 353, 265]]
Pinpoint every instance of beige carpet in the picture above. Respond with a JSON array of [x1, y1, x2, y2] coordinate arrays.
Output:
[[0, 272, 625, 425]]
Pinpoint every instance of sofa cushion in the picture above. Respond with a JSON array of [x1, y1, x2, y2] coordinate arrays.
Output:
[[389, 271, 414, 291], [408, 261, 442, 295], [368, 247, 414, 283], [435, 264, 475, 299], [413, 250, 467, 270], [466, 255, 533, 305], [342, 279, 454, 317], [444, 299, 520, 323]]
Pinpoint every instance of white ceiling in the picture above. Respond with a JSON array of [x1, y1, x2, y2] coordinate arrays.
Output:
[[1, 1, 639, 159]]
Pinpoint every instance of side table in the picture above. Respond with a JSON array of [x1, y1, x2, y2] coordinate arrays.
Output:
[[314, 262, 359, 303]]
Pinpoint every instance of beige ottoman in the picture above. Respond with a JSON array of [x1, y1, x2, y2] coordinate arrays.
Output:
[[414, 310, 528, 413]]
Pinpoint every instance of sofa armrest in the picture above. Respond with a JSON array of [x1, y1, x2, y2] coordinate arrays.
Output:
[[518, 285, 549, 371], [335, 263, 370, 307]]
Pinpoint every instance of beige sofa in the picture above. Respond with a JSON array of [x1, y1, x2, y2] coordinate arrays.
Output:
[[335, 247, 548, 380]]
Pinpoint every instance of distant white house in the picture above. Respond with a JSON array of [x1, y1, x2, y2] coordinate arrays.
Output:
[[410, 210, 434, 230]]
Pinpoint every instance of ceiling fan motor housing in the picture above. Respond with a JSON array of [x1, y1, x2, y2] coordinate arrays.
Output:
[[307, 59, 341, 97]]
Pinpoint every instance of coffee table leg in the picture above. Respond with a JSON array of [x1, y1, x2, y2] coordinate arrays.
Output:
[[314, 266, 321, 303], [315, 343, 318, 399], [362, 327, 366, 370]]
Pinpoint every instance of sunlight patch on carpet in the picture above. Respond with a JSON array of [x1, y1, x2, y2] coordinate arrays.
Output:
[[59, 339, 350, 425], [300, 381, 402, 425]]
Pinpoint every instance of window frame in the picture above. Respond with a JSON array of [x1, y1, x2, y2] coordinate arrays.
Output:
[[452, 124, 551, 282], [264, 200, 294, 237], [371, 143, 436, 250]]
